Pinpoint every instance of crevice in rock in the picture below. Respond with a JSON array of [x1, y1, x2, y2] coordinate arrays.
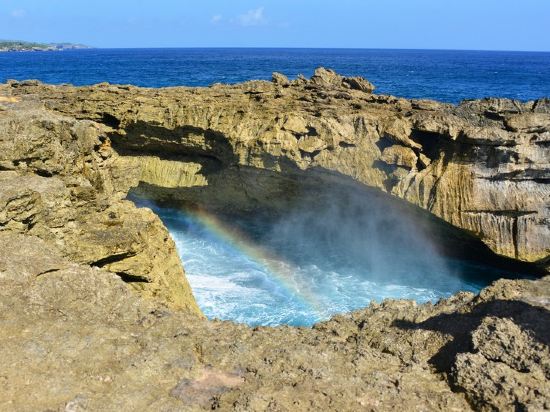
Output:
[[478, 174, 550, 183], [338, 141, 356, 148], [483, 110, 506, 121], [100, 112, 121, 129], [91, 251, 137, 267], [299, 149, 322, 160], [34, 169, 54, 178], [306, 126, 319, 136], [410, 130, 455, 159], [35, 268, 61, 277], [115, 272, 149, 283], [20, 215, 37, 230], [375, 136, 394, 152], [512, 216, 519, 259]]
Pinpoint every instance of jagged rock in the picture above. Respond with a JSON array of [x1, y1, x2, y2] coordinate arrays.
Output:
[[380, 117, 420, 148], [0, 229, 548, 410], [505, 113, 550, 132], [271, 72, 290, 86], [0, 71, 548, 410], [310, 67, 343, 88], [342, 76, 375, 93], [0, 102, 201, 314], [5, 70, 545, 264], [309, 67, 375, 93], [381, 145, 418, 169], [298, 136, 327, 154], [282, 114, 309, 135], [453, 316, 550, 410]]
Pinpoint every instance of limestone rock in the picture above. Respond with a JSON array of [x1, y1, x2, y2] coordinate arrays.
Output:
[[298, 136, 327, 154], [310, 67, 343, 88], [342, 76, 375, 93], [310, 67, 375, 93], [0, 100, 201, 314], [271, 72, 290, 86], [0, 71, 548, 410], [6, 71, 545, 265], [0, 230, 548, 410], [505, 113, 550, 132], [453, 316, 550, 410], [381, 145, 418, 169], [380, 117, 420, 148]]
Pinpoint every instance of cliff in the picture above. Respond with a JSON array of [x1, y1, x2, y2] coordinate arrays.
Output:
[[0, 72, 549, 410], [0, 94, 200, 313], [5, 68, 548, 266]]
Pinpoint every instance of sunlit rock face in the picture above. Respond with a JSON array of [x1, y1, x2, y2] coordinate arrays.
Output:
[[0, 97, 201, 314], [1, 73, 549, 411], [10, 68, 548, 267]]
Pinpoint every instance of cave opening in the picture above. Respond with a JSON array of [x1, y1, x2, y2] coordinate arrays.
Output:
[[127, 165, 537, 327]]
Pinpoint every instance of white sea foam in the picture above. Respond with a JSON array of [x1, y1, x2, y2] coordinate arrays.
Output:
[[139, 201, 487, 327]]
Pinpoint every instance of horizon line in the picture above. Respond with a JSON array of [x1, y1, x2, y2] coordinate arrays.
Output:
[[75, 46, 550, 53], [4, 41, 550, 54]]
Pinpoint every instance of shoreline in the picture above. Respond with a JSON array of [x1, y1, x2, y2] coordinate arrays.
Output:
[[0, 71, 548, 410]]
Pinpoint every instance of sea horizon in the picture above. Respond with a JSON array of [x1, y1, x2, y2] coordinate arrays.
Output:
[[2, 47, 549, 103], [7, 45, 550, 53]]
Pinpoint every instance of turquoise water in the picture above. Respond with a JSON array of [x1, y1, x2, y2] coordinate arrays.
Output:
[[1, 48, 550, 103], [132, 197, 508, 327]]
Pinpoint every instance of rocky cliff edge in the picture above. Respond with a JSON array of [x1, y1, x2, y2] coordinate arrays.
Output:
[[5, 67, 548, 265], [0, 72, 549, 410]]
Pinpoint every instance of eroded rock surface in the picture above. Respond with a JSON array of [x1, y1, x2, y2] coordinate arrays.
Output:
[[0, 230, 548, 410], [4, 68, 548, 265], [0, 72, 549, 410], [0, 99, 200, 313]]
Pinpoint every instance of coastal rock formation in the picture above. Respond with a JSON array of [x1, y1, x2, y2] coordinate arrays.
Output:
[[0, 72, 549, 410], [5, 68, 548, 265], [0, 98, 200, 313], [0, 229, 548, 410]]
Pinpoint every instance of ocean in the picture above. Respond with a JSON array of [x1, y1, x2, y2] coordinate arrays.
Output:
[[1, 48, 549, 103]]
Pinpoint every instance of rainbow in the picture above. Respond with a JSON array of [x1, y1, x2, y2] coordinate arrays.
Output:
[[181, 207, 323, 313]]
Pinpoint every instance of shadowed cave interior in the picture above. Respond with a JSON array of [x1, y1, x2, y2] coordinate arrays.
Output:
[[126, 161, 539, 326]]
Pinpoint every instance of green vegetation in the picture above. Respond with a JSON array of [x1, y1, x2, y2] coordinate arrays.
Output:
[[0, 40, 89, 52]]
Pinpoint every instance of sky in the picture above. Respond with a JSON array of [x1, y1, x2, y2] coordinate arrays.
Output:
[[1, 0, 549, 51]]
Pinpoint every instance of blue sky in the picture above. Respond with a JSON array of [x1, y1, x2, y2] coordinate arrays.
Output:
[[1, 0, 549, 51]]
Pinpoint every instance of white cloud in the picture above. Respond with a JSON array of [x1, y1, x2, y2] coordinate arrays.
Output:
[[237, 7, 265, 27], [210, 14, 223, 24], [10, 9, 27, 18]]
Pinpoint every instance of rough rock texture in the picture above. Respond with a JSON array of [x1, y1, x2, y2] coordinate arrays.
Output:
[[0, 230, 548, 411], [5, 68, 548, 265], [0, 73, 549, 410], [0, 97, 200, 314]]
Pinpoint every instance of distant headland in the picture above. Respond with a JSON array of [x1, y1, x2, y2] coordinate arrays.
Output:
[[0, 40, 90, 52]]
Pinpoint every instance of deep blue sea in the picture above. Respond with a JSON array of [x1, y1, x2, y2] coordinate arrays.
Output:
[[1, 48, 550, 103]]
